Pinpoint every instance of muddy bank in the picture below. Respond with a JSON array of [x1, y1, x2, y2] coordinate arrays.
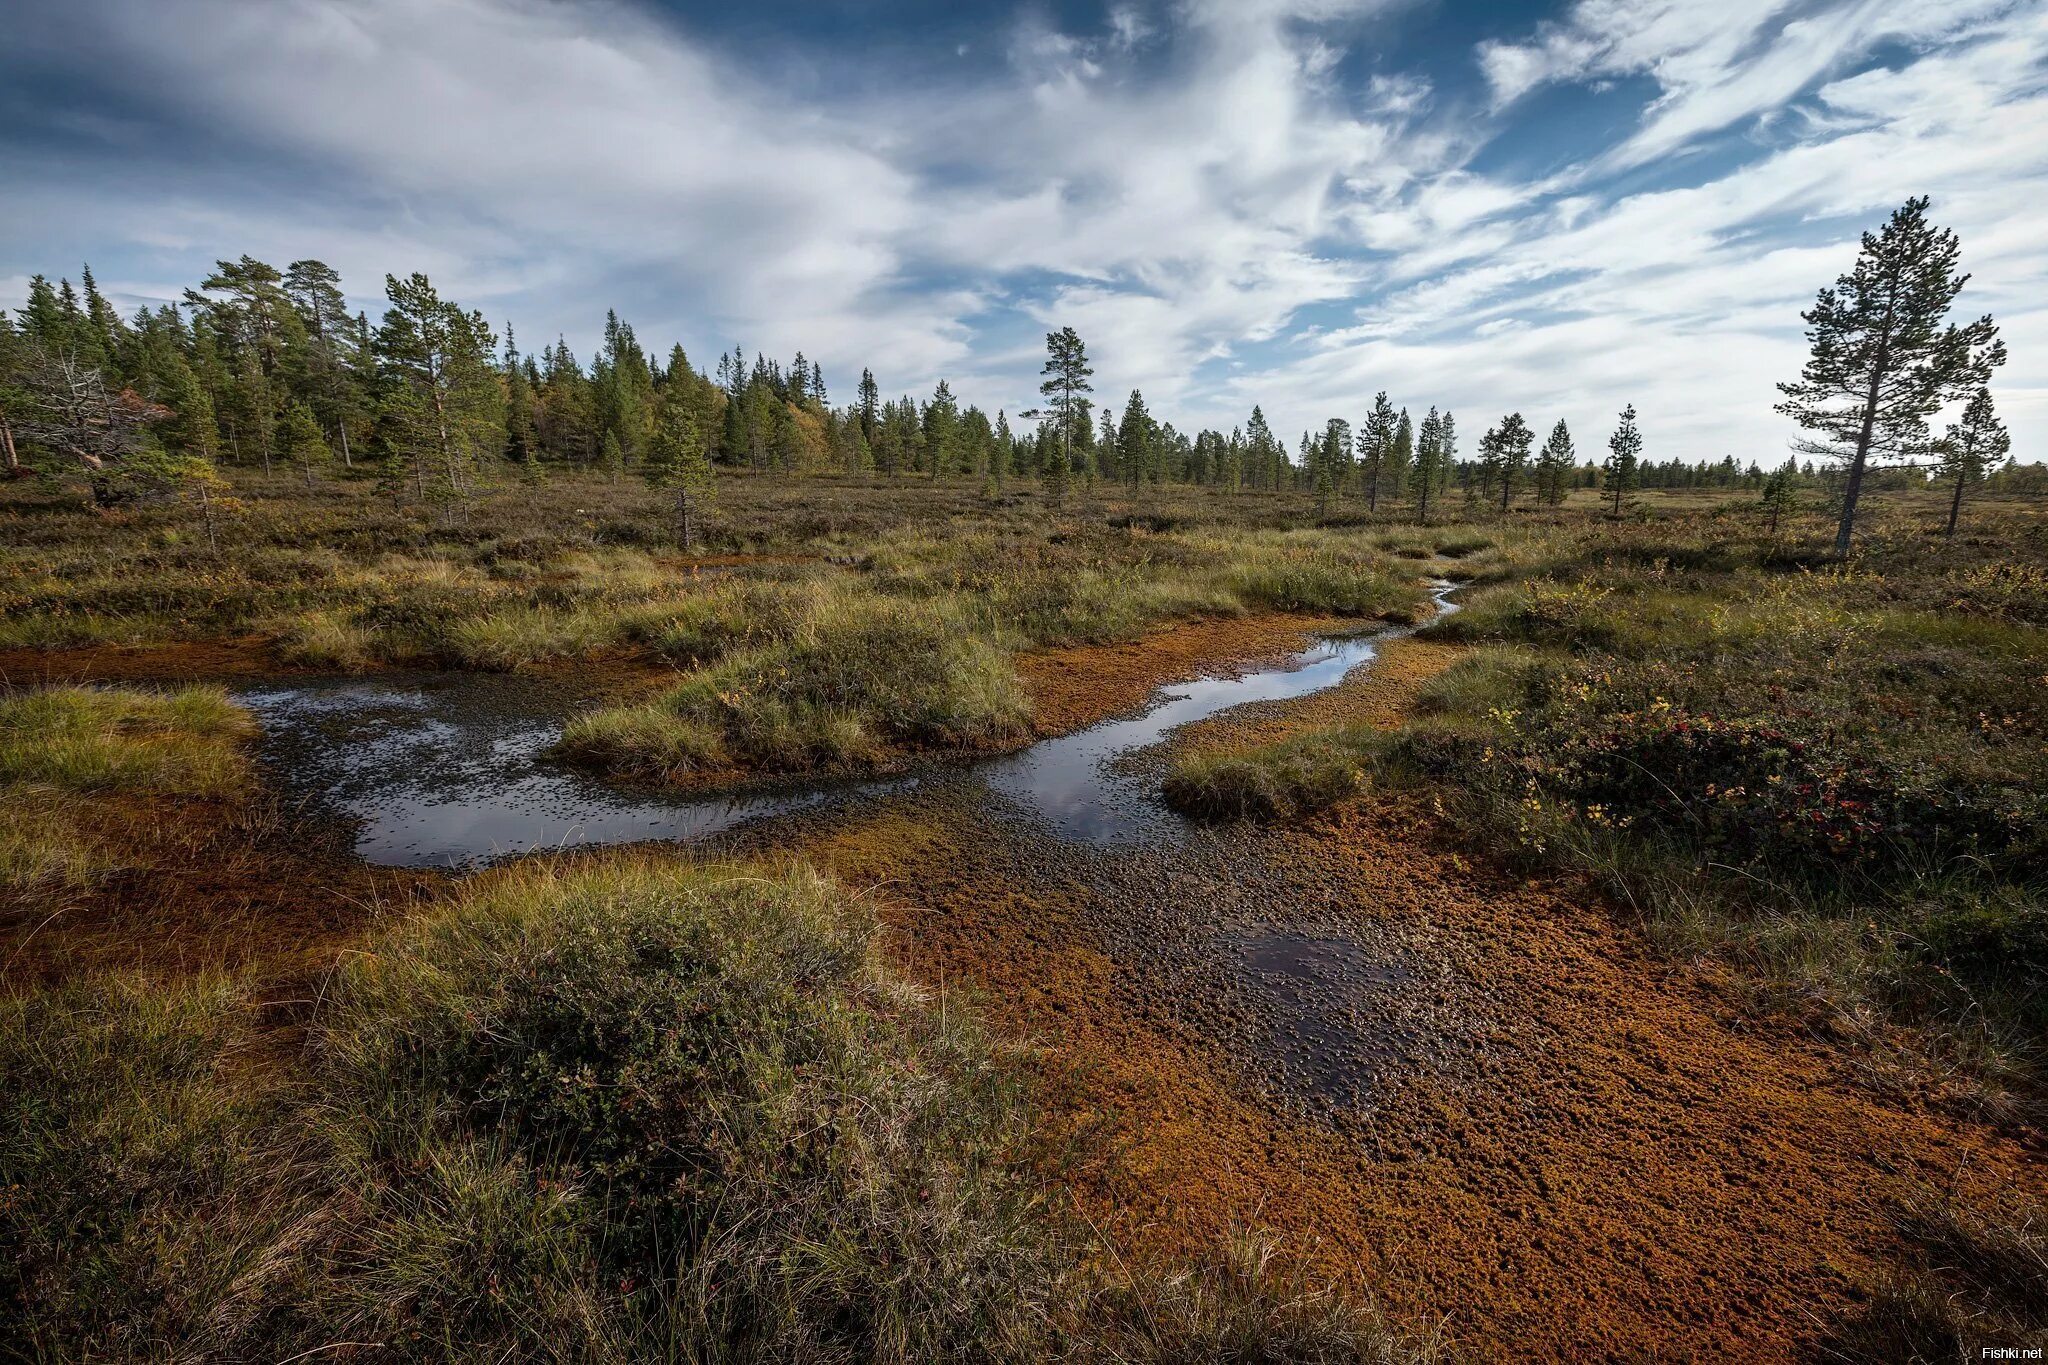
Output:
[[1017, 612, 1366, 735]]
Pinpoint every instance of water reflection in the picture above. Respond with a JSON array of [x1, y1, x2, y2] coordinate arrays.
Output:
[[981, 581, 1459, 843], [240, 675, 853, 868], [245, 583, 1458, 867]]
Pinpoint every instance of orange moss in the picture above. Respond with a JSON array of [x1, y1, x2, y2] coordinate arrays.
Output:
[[793, 647, 2046, 1361]]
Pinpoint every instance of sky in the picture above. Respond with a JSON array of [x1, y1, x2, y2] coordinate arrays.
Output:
[[2, 0, 2044, 463]]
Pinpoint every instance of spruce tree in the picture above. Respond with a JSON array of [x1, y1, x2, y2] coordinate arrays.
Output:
[[1118, 390, 1154, 495], [1776, 197, 2004, 556], [645, 389, 716, 550], [503, 326, 538, 479]]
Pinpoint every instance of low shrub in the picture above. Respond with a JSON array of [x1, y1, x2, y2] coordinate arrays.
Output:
[[2, 858, 1434, 1360], [561, 595, 1032, 780]]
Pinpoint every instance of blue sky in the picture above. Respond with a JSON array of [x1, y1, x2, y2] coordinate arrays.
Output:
[[3, 0, 2043, 461]]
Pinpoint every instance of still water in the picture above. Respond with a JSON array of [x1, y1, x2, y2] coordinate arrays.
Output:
[[243, 583, 1458, 867]]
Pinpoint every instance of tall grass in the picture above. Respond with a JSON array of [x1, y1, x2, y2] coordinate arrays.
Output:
[[0, 685, 251, 793]]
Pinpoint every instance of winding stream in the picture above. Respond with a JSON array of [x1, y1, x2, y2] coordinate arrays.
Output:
[[243, 582, 1459, 868]]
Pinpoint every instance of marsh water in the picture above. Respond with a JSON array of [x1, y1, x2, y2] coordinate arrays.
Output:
[[243, 583, 1459, 868]]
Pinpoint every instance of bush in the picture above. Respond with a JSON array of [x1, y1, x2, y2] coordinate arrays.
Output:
[[3, 855, 1432, 1361], [319, 859, 1064, 1359]]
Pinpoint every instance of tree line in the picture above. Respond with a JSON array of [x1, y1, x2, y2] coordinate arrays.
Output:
[[0, 195, 2021, 549]]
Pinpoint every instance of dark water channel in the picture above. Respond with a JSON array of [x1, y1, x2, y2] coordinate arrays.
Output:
[[241, 583, 1459, 869]]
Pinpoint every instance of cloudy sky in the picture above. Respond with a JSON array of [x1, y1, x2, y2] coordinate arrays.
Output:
[[3, 0, 2043, 461]]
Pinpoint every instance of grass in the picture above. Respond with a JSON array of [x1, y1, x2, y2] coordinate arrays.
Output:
[[0, 685, 254, 899], [1, 856, 1431, 1361], [558, 590, 1033, 779], [1161, 500, 2048, 1110], [3, 472, 1433, 781], [1827, 1185, 2048, 1360]]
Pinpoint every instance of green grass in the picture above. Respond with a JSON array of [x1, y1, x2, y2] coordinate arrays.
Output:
[[0, 686, 251, 794], [0, 685, 255, 898], [1, 856, 1430, 1361], [1163, 740, 1376, 822]]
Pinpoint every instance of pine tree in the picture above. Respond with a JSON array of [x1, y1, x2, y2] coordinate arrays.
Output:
[[1409, 407, 1443, 524], [1360, 392, 1395, 511], [373, 273, 504, 511], [1759, 464, 1797, 535], [1024, 327, 1091, 507], [1937, 387, 2008, 537], [1389, 409, 1413, 508], [1482, 413, 1533, 511], [1534, 419, 1573, 506], [279, 401, 330, 485], [1603, 404, 1641, 517], [1437, 411, 1456, 500], [1776, 197, 2005, 556]]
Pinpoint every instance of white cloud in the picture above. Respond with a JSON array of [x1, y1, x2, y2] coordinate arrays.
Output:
[[1, 0, 2044, 460]]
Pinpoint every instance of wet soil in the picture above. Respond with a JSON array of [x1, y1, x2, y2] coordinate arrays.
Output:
[[756, 637, 2045, 1362], [0, 786, 438, 1000]]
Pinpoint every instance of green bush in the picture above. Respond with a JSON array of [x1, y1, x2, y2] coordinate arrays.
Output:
[[320, 859, 1063, 1359]]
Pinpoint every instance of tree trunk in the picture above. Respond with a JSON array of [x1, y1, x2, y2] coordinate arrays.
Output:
[[198, 481, 219, 552], [1833, 371, 1884, 558], [337, 420, 353, 470], [1946, 470, 1965, 537], [0, 411, 17, 473]]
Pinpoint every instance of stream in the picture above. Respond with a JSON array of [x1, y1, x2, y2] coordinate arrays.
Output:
[[241, 582, 1459, 869]]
